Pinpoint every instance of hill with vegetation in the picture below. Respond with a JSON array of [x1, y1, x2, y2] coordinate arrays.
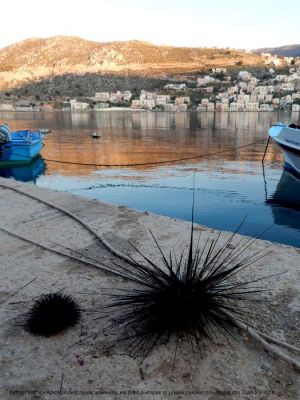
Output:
[[255, 44, 300, 57], [0, 36, 266, 95]]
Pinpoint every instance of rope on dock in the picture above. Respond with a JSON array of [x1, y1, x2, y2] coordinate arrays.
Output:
[[0, 225, 127, 279], [0, 182, 138, 268]]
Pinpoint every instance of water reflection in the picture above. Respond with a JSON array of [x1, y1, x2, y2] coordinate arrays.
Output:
[[266, 166, 300, 230], [0, 157, 46, 182], [1, 110, 286, 177]]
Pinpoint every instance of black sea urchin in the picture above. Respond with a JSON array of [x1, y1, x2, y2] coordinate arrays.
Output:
[[92, 216, 270, 361], [24, 292, 81, 336]]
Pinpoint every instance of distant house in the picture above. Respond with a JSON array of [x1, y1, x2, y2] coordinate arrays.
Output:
[[197, 105, 207, 112], [212, 68, 227, 74], [265, 94, 273, 103], [260, 104, 273, 111], [237, 100, 245, 111], [292, 104, 300, 112], [173, 104, 188, 111], [164, 103, 174, 111], [94, 102, 109, 110], [207, 103, 215, 112], [15, 100, 33, 111], [163, 83, 187, 90], [95, 92, 110, 102], [246, 102, 259, 111], [215, 103, 223, 112], [229, 102, 238, 112], [221, 103, 228, 111], [292, 92, 300, 100], [280, 98, 287, 109], [197, 76, 215, 87], [123, 91, 132, 101], [140, 90, 157, 101], [70, 99, 89, 110], [175, 96, 190, 105], [0, 103, 14, 111], [131, 100, 143, 109], [131, 99, 155, 110], [41, 104, 54, 112]]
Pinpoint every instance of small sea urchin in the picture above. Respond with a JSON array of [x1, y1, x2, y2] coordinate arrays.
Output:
[[24, 292, 81, 336]]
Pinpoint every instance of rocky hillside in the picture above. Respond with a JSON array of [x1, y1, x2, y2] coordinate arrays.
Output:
[[254, 44, 300, 57], [0, 36, 265, 94]]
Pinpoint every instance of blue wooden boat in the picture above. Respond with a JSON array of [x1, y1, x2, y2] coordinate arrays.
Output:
[[0, 124, 43, 165]]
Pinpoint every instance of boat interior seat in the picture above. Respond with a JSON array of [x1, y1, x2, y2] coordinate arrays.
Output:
[[288, 123, 300, 130]]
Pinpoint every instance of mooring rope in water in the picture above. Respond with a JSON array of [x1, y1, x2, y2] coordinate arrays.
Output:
[[41, 138, 268, 167], [261, 136, 271, 163], [7, 138, 268, 167]]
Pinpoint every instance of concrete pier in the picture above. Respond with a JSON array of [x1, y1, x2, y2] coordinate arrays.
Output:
[[0, 177, 299, 399]]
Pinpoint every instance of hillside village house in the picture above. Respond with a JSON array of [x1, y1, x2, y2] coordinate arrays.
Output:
[[70, 99, 89, 110], [292, 104, 300, 112], [95, 92, 110, 102], [163, 83, 187, 90], [0, 103, 14, 111]]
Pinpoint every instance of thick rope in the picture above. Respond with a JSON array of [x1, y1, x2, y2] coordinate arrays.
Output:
[[0, 182, 137, 267]]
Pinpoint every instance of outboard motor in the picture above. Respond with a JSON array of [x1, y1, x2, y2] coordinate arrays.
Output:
[[0, 124, 11, 144]]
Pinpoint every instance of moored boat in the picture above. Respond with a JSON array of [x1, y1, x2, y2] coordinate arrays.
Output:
[[91, 131, 102, 138], [39, 128, 51, 134], [0, 124, 44, 165], [268, 122, 300, 174]]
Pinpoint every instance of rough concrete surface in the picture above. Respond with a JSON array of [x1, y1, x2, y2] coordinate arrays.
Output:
[[0, 177, 299, 400]]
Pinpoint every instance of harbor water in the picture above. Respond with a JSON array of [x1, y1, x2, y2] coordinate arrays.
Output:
[[0, 110, 299, 247]]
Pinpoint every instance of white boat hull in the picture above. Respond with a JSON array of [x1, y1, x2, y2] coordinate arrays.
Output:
[[269, 124, 300, 174]]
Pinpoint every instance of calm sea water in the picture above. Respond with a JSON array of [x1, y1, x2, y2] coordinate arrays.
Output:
[[1, 110, 300, 248]]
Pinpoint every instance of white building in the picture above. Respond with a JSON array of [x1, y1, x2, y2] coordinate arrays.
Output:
[[260, 104, 273, 111], [164, 103, 174, 111], [207, 103, 215, 112], [229, 102, 238, 111], [156, 94, 170, 104], [95, 92, 110, 102], [197, 76, 215, 86], [238, 71, 252, 81], [124, 91, 132, 101], [246, 102, 259, 111], [173, 104, 188, 111], [175, 96, 190, 105], [292, 104, 300, 112], [163, 83, 187, 90], [70, 100, 89, 110], [0, 103, 14, 111]]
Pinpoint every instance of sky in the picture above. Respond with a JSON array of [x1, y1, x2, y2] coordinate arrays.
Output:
[[2, 0, 300, 50]]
